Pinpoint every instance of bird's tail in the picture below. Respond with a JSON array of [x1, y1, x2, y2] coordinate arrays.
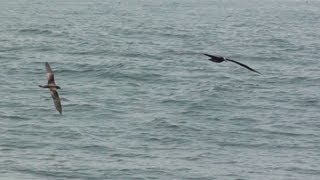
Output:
[[203, 53, 215, 58], [39, 85, 49, 88]]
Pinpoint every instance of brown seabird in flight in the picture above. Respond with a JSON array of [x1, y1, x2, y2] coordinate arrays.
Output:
[[203, 53, 261, 74], [39, 62, 62, 114]]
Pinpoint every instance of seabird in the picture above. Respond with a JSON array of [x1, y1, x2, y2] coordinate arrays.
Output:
[[39, 62, 62, 114], [203, 53, 261, 74]]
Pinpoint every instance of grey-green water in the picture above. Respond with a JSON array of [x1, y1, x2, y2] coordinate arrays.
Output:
[[1, 0, 320, 179]]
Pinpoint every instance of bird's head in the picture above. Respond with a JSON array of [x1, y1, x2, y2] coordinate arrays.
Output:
[[56, 86, 61, 89]]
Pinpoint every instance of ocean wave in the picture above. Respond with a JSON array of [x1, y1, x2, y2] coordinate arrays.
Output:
[[18, 28, 53, 35], [0, 115, 29, 120], [144, 117, 202, 133]]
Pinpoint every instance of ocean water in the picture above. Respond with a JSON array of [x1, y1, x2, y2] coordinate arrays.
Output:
[[1, 0, 320, 179]]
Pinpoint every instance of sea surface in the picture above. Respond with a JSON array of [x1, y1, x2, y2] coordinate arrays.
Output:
[[0, 0, 320, 179]]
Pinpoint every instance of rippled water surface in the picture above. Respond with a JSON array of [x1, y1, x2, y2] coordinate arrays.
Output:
[[1, 0, 320, 179]]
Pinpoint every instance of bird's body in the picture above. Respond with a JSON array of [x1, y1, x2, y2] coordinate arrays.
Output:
[[39, 62, 62, 114], [203, 54, 225, 63], [203, 53, 261, 74]]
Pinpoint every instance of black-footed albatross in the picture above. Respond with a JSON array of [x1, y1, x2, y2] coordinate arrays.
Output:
[[203, 53, 261, 74], [39, 62, 62, 114]]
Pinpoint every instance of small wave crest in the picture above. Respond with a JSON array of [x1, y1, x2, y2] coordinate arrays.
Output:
[[19, 28, 53, 35]]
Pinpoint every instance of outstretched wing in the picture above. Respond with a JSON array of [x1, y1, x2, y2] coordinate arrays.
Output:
[[46, 62, 56, 85], [227, 59, 261, 75], [50, 89, 62, 114]]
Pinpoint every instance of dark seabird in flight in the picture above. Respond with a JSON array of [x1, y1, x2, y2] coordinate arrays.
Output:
[[39, 62, 62, 114], [203, 53, 261, 74]]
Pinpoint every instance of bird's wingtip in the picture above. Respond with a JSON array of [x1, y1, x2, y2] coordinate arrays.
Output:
[[57, 110, 62, 115]]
